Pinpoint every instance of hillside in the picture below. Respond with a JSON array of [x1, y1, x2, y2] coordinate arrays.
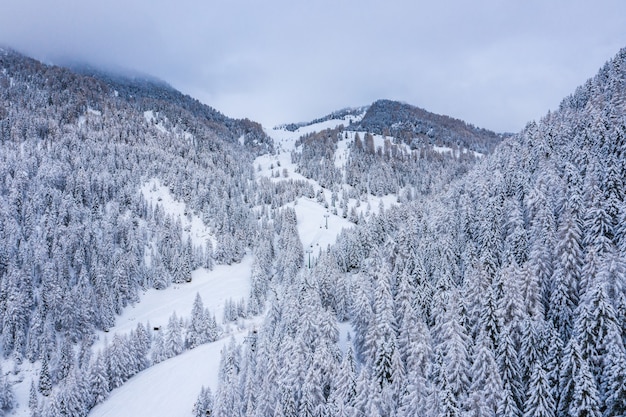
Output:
[[0, 48, 486, 416], [0, 48, 279, 416], [209, 49, 626, 417]]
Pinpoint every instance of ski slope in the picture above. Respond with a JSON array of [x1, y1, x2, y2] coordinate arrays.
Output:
[[89, 335, 246, 417]]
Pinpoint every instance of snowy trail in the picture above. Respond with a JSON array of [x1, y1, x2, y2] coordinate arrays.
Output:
[[89, 334, 245, 417]]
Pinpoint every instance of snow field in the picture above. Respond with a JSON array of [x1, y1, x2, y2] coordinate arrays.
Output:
[[91, 257, 253, 353], [89, 333, 251, 417], [140, 178, 215, 250], [85, 181, 257, 416], [143, 110, 168, 134]]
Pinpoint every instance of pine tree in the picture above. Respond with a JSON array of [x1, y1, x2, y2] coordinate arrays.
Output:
[[497, 261, 526, 333], [42, 394, 62, 417], [497, 384, 521, 417], [151, 329, 166, 364], [204, 239, 214, 270], [523, 361, 555, 417], [436, 290, 470, 402], [548, 206, 583, 340], [193, 386, 214, 417], [371, 267, 399, 389], [0, 365, 15, 414], [187, 293, 208, 349], [329, 347, 357, 411], [350, 276, 373, 362], [575, 282, 619, 378], [38, 354, 52, 397], [89, 352, 110, 405], [55, 338, 73, 383], [58, 368, 87, 417], [131, 322, 151, 371], [497, 324, 523, 414], [108, 334, 131, 389], [569, 357, 601, 417], [29, 379, 39, 417], [165, 311, 184, 358], [582, 165, 614, 255], [215, 338, 242, 417], [440, 372, 460, 417], [602, 337, 626, 417], [519, 317, 548, 392], [467, 335, 503, 417], [598, 321, 626, 417]]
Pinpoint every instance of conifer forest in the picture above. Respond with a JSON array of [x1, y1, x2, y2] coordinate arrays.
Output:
[[0, 45, 625, 417]]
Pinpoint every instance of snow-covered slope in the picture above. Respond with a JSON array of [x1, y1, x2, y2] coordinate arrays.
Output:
[[259, 111, 399, 218], [89, 336, 243, 417]]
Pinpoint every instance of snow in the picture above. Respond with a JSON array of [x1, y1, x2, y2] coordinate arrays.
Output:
[[272, 110, 366, 139], [5, 361, 38, 417], [83, 179, 257, 416], [433, 144, 483, 158], [77, 108, 102, 127], [143, 110, 156, 123], [143, 110, 168, 134], [337, 322, 355, 353], [92, 257, 253, 352], [257, 118, 401, 248], [334, 132, 351, 169], [89, 334, 246, 417], [85, 153, 371, 416], [290, 197, 352, 252], [140, 179, 214, 249]]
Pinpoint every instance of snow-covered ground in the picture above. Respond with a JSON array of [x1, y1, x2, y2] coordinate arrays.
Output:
[[140, 178, 215, 250], [258, 115, 398, 221], [89, 333, 250, 417], [143, 110, 168, 134], [91, 257, 253, 353]]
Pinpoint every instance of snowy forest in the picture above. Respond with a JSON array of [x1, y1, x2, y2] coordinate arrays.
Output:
[[0, 44, 624, 417]]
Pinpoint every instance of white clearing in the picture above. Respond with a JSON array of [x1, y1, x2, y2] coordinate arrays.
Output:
[[140, 178, 215, 250], [143, 110, 168, 134]]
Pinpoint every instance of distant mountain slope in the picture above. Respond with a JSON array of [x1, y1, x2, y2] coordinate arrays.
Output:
[[71, 64, 273, 155], [349, 99, 504, 154], [275, 100, 490, 203]]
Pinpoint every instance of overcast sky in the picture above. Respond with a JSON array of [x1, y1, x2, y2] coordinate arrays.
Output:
[[1, 0, 626, 132]]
